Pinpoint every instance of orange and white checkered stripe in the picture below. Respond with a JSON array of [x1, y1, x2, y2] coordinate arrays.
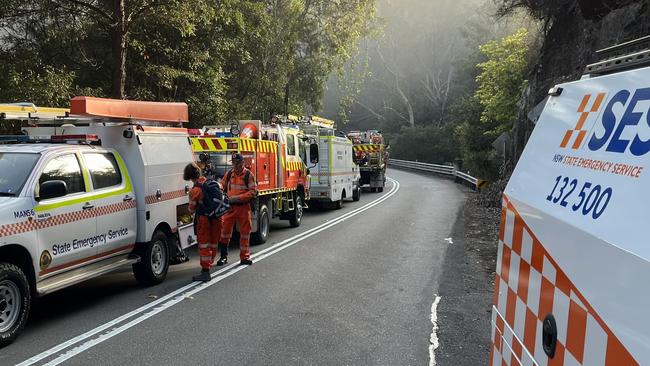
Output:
[[0, 200, 137, 239], [144, 189, 188, 205], [560, 93, 606, 150], [490, 195, 638, 366]]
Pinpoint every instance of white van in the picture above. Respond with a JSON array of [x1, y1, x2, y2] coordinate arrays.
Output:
[[302, 123, 361, 208]]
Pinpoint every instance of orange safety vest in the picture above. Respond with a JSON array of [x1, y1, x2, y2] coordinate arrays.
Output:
[[223, 168, 257, 203]]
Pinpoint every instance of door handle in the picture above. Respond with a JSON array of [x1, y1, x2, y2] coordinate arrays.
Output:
[[82, 203, 95, 210], [123, 195, 134, 202]]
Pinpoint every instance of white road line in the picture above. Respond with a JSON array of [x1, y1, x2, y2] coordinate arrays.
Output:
[[429, 295, 442, 366], [19, 178, 399, 366]]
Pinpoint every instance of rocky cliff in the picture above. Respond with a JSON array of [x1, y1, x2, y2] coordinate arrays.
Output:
[[512, 0, 650, 162]]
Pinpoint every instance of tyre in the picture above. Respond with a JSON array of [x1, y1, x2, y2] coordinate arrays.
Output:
[[352, 186, 361, 202], [289, 196, 303, 228], [370, 187, 377, 193], [334, 198, 343, 210], [378, 187, 384, 193], [133, 230, 170, 286], [0, 263, 31, 347], [252, 204, 271, 244]]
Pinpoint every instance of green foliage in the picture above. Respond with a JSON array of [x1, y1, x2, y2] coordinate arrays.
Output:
[[387, 124, 459, 165], [475, 28, 529, 136], [0, 54, 74, 107], [453, 96, 501, 180], [0, 0, 377, 126]]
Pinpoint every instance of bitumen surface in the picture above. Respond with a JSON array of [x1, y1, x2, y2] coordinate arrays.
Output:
[[1, 169, 494, 366]]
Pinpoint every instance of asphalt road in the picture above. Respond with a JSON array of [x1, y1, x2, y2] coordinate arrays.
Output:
[[1, 169, 478, 366]]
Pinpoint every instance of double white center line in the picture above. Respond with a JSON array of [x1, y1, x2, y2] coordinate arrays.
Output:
[[19, 178, 400, 366]]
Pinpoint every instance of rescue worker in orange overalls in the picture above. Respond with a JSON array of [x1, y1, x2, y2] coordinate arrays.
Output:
[[184, 163, 223, 282], [217, 153, 257, 266]]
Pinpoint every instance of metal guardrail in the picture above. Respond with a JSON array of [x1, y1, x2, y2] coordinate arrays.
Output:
[[390, 159, 480, 190]]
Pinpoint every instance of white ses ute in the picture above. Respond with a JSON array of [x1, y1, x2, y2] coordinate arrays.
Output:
[[0, 97, 198, 346]]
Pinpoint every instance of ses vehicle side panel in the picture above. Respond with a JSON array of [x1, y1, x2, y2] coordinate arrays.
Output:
[[491, 66, 650, 365]]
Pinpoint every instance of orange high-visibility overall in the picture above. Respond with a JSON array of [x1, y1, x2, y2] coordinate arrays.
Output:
[[189, 177, 223, 270], [220, 169, 257, 260]]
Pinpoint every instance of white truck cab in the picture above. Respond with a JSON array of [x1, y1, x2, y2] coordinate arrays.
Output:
[[0, 97, 197, 347]]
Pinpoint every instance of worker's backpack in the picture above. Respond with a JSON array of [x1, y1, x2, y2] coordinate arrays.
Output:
[[224, 169, 258, 214], [196, 179, 230, 218]]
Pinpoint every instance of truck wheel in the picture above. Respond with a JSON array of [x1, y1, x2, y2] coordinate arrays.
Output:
[[0, 263, 30, 347], [334, 199, 343, 210], [289, 196, 303, 228], [133, 231, 169, 286], [352, 186, 361, 201], [252, 204, 270, 244], [370, 187, 377, 193], [378, 187, 384, 193]]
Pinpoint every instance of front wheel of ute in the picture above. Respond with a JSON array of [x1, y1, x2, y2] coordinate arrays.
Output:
[[133, 231, 170, 286], [0, 263, 31, 348]]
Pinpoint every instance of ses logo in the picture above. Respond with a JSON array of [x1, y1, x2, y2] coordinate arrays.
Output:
[[560, 88, 650, 156]]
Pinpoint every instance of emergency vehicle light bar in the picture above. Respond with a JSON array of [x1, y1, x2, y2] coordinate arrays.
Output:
[[0, 135, 31, 143], [50, 134, 100, 143], [309, 116, 335, 128]]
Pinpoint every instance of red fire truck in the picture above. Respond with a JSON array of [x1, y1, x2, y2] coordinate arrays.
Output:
[[190, 118, 310, 244]]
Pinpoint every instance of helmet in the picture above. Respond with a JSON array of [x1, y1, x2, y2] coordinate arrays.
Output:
[[231, 153, 244, 162], [199, 153, 210, 162]]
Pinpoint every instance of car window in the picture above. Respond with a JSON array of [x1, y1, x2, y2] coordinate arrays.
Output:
[[84, 153, 122, 189], [287, 134, 296, 156], [0, 153, 40, 196], [39, 154, 85, 195], [299, 139, 306, 163]]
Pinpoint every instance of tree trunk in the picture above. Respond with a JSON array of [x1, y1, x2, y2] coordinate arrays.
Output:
[[284, 82, 290, 116], [111, 0, 127, 99]]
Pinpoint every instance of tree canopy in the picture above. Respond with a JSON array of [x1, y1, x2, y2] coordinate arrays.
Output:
[[0, 0, 377, 125]]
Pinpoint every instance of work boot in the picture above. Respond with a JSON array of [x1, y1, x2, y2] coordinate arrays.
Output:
[[192, 269, 211, 282], [240, 259, 253, 266], [216, 257, 228, 266]]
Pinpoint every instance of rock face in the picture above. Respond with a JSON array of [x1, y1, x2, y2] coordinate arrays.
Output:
[[511, 0, 650, 163]]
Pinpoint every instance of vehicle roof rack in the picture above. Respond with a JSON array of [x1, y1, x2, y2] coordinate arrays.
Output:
[[0, 103, 70, 121], [585, 35, 650, 76], [0, 97, 190, 126]]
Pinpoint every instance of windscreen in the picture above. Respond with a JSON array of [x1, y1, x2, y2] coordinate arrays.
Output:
[[0, 153, 40, 196]]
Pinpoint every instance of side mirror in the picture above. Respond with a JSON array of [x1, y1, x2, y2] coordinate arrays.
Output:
[[310, 143, 319, 164], [39, 180, 68, 200]]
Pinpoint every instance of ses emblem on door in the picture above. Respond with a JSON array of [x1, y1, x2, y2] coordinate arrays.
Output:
[[39, 250, 52, 270]]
